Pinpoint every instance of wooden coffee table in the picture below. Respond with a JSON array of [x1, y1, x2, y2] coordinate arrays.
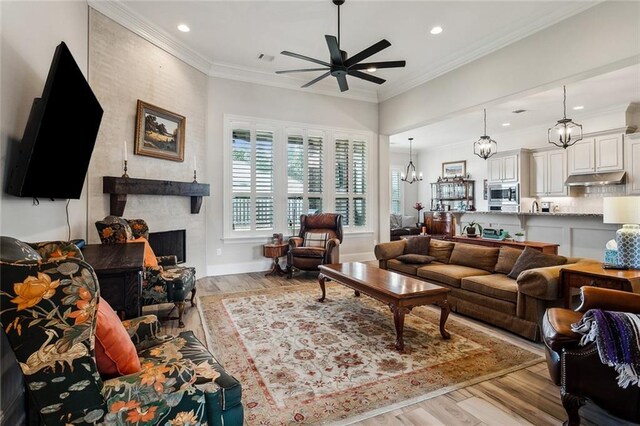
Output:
[[318, 262, 451, 351]]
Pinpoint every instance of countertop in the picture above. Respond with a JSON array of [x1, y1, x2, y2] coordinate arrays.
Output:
[[452, 211, 603, 217]]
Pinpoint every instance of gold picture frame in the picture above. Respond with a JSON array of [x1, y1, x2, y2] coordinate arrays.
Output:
[[135, 100, 185, 162], [442, 160, 466, 179]]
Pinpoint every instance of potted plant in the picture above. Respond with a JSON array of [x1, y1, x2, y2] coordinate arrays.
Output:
[[413, 202, 424, 227], [462, 221, 483, 237], [514, 231, 526, 243]]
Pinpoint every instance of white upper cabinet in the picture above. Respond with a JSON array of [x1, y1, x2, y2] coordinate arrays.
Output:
[[626, 135, 640, 194], [488, 157, 503, 182], [488, 154, 519, 183], [530, 149, 567, 197], [568, 132, 624, 175]]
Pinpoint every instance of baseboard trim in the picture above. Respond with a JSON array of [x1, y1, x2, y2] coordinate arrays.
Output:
[[206, 252, 375, 276]]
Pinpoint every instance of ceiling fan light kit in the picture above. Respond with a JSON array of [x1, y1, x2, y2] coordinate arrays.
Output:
[[276, 0, 406, 92], [548, 85, 583, 149], [474, 109, 498, 160]]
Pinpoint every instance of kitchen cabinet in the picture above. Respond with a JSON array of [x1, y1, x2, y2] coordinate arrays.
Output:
[[568, 133, 624, 175], [531, 149, 567, 196], [488, 154, 520, 183], [626, 135, 640, 194]]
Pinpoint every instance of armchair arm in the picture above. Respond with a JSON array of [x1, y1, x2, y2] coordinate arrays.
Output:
[[516, 264, 567, 300], [577, 286, 640, 314], [325, 238, 341, 264], [157, 255, 178, 267], [121, 315, 171, 351], [288, 237, 303, 249]]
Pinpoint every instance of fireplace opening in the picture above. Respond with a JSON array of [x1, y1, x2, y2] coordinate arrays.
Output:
[[148, 229, 186, 263]]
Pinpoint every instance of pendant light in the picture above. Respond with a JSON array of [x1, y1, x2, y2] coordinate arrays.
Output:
[[400, 138, 423, 184], [548, 85, 582, 149], [474, 109, 498, 160]]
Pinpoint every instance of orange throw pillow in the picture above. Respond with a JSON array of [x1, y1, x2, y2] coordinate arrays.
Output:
[[94, 299, 141, 379], [127, 236, 158, 267]]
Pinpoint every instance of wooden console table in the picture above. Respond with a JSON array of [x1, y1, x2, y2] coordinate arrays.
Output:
[[451, 235, 559, 254], [561, 263, 640, 308], [82, 243, 145, 319]]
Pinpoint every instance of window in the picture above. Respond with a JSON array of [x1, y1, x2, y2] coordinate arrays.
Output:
[[231, 128, 274, 231], [225, 116, 372, 238], [390, 169, 402, 214]]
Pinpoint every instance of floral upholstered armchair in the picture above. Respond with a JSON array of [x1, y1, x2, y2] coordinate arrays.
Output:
[[95, 216, 196, 327], [0, 236, 243, 425]]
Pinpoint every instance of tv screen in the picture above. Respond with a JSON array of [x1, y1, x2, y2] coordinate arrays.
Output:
[[6, 41, 103, 199]]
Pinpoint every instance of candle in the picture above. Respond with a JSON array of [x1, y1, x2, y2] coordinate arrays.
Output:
[[123, 140, 128, 161], [192, 156, 197, 172]]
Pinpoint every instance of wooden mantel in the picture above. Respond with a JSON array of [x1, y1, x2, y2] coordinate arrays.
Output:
[[103, 176, 210, 216]]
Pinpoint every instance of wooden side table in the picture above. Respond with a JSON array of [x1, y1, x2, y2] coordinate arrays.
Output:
[[561, 263, 640, 308], [263, 243, 289, 277]]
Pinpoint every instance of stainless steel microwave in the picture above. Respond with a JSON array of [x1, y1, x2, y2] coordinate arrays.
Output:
[[488, 183, 519, 207]]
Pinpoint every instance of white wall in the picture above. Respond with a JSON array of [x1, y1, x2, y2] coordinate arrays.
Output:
[[389, 151, 420, 216], [0, 2, 89, 241], [87, 10, 208, 276], [380, 1, 640, 136], [206, 77, 379, 275]]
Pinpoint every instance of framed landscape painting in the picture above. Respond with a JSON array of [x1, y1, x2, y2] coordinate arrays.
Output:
[[442, 160, 466, 178], [135, 100, 185, 162]]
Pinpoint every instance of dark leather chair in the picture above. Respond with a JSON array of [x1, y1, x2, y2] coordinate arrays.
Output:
[[542, 287, 640, 425], [287, 213, 343, 278]]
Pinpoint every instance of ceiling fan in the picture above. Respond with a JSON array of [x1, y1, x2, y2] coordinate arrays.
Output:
[[276, 0, 406, 92]]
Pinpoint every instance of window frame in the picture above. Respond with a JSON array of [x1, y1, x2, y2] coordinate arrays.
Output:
[[223, 115, 373, 240], [390, 167, 404, 215]]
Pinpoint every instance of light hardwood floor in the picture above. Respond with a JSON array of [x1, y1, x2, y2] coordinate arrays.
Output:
[[148, 272, 632, 426]]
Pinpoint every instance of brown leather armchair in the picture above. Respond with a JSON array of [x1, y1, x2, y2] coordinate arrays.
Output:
[[542, 287, 640, 425], [287, 213, 343, 278]]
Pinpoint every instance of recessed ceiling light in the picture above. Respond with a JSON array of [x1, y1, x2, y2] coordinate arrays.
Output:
[[502, 122, 511, 127], [430, 26, 443, 35], [573, 105, 584, 110], [367, 67, 377, 72], [177, 24, 190, 33]]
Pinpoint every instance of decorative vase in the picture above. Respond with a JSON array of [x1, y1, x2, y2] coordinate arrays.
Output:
[[616, 224, 640, 268], [514, 235, 526, 243]]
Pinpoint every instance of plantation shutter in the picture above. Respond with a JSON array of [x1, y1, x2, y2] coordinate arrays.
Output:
[[391, 170, 401, 214], [255, 131, 274, 229], [231, 129, 251, 230], [335, 197, 349, 227], [287, 135, 304, 193], [353, 140, 366, 195], [335, 139, 349, 194], [308, 136, 323, 194]]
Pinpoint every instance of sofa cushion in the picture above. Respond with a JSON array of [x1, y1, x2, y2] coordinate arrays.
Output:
[[508, 247, 567, 279], [461, 274, 518, 303], [290, 247, 325, 258], [404, 236, 431, 255], [390, 214, 402, 229], [303, 232, 328, 248], [401, 215, 417, 228], [396, 254, 436, 264], [495, 246, 523, 275], [428, 240, 455, 264], [387, 259, 421, 275], [449, 244, 499, 273], [95, 299, 141, 379], [417, 264, 490, 288]]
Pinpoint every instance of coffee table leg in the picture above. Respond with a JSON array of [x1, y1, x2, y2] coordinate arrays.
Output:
[[435, 299, 451, 340], [389, 304, 410, 351], [318, 273, 327, 302], [354, 290, 360, 297]]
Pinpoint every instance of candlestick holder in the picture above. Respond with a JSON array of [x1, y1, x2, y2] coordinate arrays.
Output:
[[122, 160, 129, 178], [192, 169, 197, 183]]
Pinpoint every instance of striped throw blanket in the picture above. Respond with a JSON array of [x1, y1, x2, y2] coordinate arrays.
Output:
[[571, 309, 640, 388]]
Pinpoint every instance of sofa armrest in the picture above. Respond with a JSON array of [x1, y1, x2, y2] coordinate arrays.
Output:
[[122, 315, 171, 351], [374, 240, 407, 261], [516, 264, 568, 300], [577, 286, 640, 314]]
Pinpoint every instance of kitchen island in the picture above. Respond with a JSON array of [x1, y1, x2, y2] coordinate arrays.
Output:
[[451, 211, 616, 259]]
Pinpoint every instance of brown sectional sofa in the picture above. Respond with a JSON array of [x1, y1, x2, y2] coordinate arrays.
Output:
[[374, 238, 598, 341]]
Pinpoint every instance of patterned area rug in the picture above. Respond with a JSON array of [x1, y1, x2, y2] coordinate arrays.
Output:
[[199, 283, 542, 425]]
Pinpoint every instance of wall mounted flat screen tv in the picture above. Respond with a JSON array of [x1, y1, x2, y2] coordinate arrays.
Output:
[[6, 41, 103, 199]]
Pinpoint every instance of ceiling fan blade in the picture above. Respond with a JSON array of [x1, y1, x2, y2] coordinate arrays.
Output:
[[343, 39, 391, 68], [325, 35, 343, 65], [281, 51, 331, 67], [348, 70, 386, 85], [337, 74, 349, 92], [276, 68, 330, 74], [302, 71, 331, 88], [349, 60, 406, 70]]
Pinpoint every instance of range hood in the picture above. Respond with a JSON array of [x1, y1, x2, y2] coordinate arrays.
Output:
[[565, 171, 626, 187]]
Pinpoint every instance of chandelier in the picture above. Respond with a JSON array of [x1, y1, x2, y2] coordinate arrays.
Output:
[[401, 138, 423, 184], [474, 109, 498, 160], [548, 85, 583, 149]]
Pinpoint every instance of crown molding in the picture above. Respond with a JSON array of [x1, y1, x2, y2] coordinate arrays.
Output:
[[88, 0, 378, 103], [207, 61, 379, 103], [377, 1, 601, 102], [88, 0, 213, 74]]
